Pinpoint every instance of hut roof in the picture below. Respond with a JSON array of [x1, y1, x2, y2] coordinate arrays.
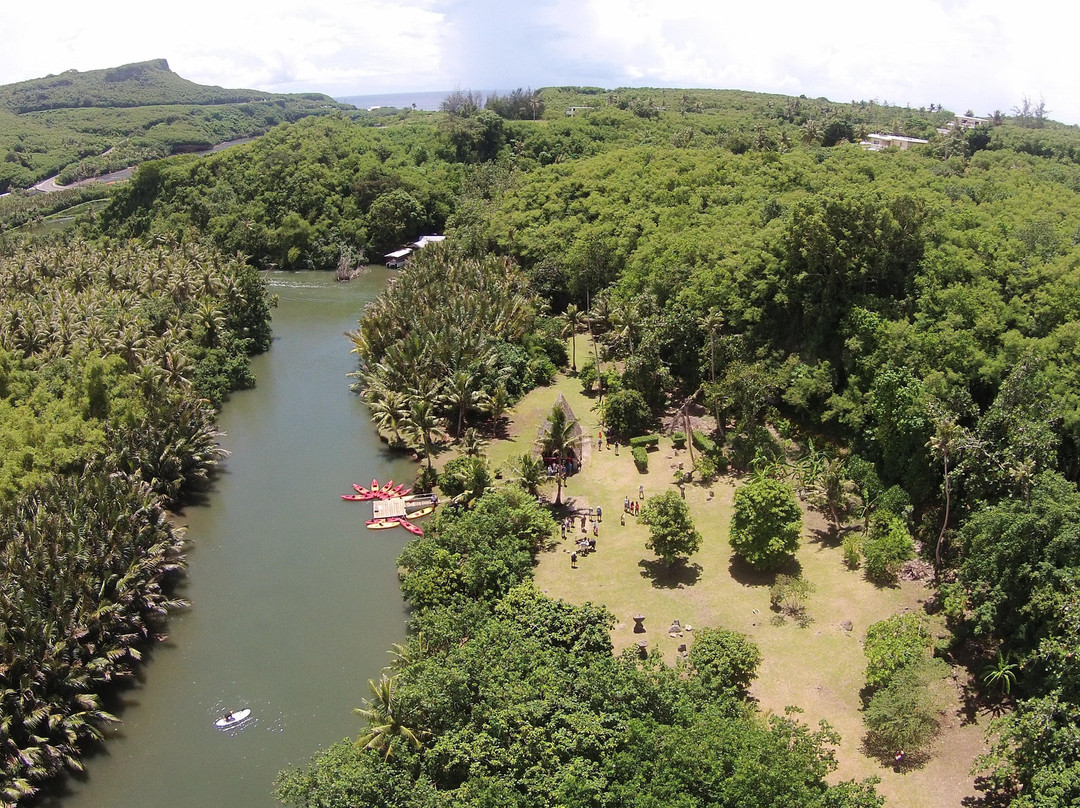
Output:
[[536, 393, 583, 453]]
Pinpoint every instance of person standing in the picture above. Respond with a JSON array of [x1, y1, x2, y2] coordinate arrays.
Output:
[[571, 551, 578, 568]]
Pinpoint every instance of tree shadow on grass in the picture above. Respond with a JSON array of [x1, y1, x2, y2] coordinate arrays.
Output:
[[859, 736, 932, 772], [638, 558, 702, 589], [726, 554, 802, 588], [807, 523, 844, 549]]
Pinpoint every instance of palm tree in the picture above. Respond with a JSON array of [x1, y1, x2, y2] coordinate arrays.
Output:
[[536, 402, 581, 505], [459, 427, 484, 457], [927, 413, 965, 569], [481, 383, 511, 437], [507, 452, 546, 496], [560, 303, 586, 370], [701, 309, 724, 430], [354, 675, 424, 761], [441, 368, 482, 438], [404, 398, 446, 470]]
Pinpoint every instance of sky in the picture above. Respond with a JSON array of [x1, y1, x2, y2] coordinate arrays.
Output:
[[2, 0, 1077, 124]]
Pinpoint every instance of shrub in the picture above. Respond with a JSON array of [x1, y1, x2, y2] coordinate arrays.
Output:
[[863, 515, 915, 582], [629, 434, 660, 449], [693, 454, 722, 482], [692, 429, 718, 455], [632, 445, 649, 472], [438, 456, 492, 498], [864, 657, 950, 758], [729, 477, 802, 571], [604, 389, 652, 439], [413, 465, 438, 493], [769, 574, 815, 626], [864, 613, 933, 691], [671, 431, 686, 449], [842, 532, 862, 568], [688, 627, 762, 696]]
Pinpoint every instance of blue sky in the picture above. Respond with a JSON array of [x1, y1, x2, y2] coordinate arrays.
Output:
[[2, 0, 1078, 124]]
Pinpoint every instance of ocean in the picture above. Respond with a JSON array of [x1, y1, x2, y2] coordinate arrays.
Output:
[[335, 90, 450, 111]]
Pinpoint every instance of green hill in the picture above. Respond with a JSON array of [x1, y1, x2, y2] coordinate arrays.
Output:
[[0, 58, 335, 113], [0, 59, 352, 192]]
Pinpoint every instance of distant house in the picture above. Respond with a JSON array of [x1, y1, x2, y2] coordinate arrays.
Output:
[[953, 114, 989, 130], [383, 234, 446, 268], [565, 106, 596, 117], [859, 133, 929, 152]]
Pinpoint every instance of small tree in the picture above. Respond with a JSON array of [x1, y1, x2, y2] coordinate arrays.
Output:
[[604, 388, 652, 440], [688, 627, 762, 697], [864, 613, 934, 691], [729, 477, 802, 571], [639, 490, 702, 567], [864, 657, 950, 760], [863, 514, 915, 583]]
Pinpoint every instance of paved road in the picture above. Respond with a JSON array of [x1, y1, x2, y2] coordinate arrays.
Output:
[[29, 137, 253, 195]]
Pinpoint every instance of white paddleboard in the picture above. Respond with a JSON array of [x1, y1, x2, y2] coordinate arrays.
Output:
[[214, 708, 251, 728]]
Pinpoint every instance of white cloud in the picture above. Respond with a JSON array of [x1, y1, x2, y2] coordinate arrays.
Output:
[[0, 0, 1078, 122]]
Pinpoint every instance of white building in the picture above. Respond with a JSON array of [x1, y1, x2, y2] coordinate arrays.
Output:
[[859, 133, 930, 151], [384, 234, 447, 268]]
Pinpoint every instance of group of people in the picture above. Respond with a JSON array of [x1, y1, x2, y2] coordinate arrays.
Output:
[[544, 448, 578, 480]]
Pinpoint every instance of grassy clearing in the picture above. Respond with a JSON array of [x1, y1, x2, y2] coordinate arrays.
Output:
[[468, 362, 989, 808]]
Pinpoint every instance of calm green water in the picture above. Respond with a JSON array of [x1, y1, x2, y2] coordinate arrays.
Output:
[[44, 269, 414, 808]]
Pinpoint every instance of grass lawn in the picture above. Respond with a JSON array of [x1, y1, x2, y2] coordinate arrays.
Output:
[[472, 361, 989, 808]]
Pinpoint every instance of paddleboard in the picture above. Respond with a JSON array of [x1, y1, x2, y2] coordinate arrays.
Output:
[[214, 708, 251, 728]]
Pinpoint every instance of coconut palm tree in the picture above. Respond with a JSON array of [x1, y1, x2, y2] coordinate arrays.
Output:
[[404, 398, 447, 470], [536, 402, 581, 505], [354, 675, 424, 761], [560, 303, 586, 370], [506, 452, 545, 496], [458, 427, 485, 457]]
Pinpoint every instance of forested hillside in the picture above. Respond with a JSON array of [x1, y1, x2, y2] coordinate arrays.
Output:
[[0, 59, 350, 192]]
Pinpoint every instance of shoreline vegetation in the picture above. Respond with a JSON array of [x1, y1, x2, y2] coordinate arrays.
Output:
[[4, 61, 1080, 807], [0, 237, 272, 806]]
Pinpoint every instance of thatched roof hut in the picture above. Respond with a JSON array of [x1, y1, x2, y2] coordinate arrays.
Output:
[[535, 393, 584, 458]]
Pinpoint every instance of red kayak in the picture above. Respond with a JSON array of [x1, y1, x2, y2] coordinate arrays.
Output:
[[341, 494, 365, 501]]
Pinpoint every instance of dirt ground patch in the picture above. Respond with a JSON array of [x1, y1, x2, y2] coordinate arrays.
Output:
[[485, 367, 989, 808]]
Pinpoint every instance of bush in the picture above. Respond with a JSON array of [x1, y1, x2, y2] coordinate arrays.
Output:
[[632, 445, 649, 472], [693, 453, 723, 482], [769, 574, 815, 626], [688, 627, 762, 696], [692, 429, 718, 455], [864, 613, 934, 691], [863, 515, 915, 582], [671, 431, 686, 449], [729, 477, 802, 571], [842, 532, 862, 568], [629, 433, 660, 449], [414, 465, 438, 493], [438, 455, 493, 498], [864, 657, 950, 758], [604, 389, 652, 439]]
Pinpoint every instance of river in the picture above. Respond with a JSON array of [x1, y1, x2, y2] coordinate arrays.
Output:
[[41, 269, 414, 808]]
